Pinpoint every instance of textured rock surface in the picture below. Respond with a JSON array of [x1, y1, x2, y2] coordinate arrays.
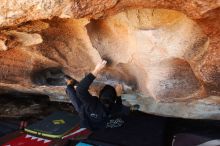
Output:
[[0, 0, 219, 119], [86, 9, 209, 101], [0, 0, 220, 27]]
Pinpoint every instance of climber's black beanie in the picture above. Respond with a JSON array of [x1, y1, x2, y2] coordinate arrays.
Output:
[[99, 85, 117, 104]]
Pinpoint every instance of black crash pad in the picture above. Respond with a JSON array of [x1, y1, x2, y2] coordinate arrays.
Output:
[[25, 111, 80, 138]]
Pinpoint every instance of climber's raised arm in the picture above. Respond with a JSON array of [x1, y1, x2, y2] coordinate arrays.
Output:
[[76, 60, 107, 103]]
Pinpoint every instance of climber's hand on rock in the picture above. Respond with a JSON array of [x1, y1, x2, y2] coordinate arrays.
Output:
[[92, 60, 107, 76], [66, 79, 73, 85], [115, 84, 123, 96], [130, 104, 140, 111]]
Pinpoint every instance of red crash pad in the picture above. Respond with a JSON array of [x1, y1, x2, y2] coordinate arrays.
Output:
[[2, 133, 52, 146]]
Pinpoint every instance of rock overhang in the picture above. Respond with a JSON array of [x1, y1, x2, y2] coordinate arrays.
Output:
[[0, 0, 219, 119]]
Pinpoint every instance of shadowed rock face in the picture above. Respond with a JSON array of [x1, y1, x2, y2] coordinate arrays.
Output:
[[0, 1, 219, 119]]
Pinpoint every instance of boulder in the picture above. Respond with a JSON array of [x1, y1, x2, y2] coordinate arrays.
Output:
[[0, 1, 219, 119]]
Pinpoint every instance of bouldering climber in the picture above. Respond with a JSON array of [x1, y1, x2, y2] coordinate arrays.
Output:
[[65, 60, 139, 130]]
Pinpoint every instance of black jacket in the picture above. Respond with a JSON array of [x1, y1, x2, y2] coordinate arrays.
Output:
[[76, 73, 130, 130]]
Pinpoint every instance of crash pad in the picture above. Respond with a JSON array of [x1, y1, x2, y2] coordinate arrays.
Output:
[[2, 133, 52, 146], [25, 111, 80, 138]]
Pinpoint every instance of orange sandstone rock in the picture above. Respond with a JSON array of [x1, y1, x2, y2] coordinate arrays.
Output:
[[0, 1, 219, 119]]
